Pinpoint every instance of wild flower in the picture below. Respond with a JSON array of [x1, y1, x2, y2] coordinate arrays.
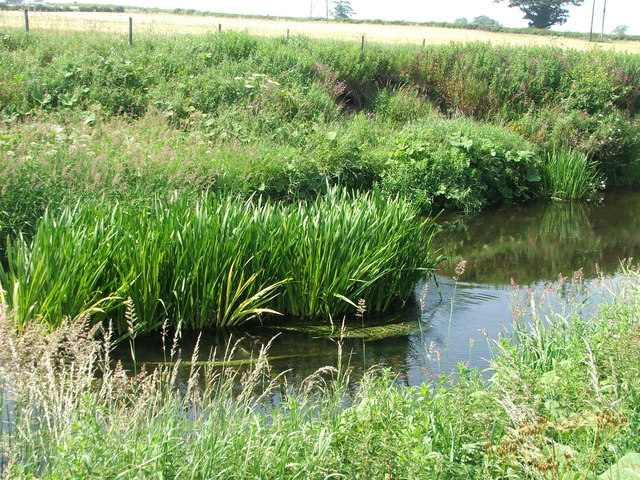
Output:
[[453, 260, 467, 281]]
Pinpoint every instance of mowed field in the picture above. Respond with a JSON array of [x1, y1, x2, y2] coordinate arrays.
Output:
[[2, 9, 640, 52]]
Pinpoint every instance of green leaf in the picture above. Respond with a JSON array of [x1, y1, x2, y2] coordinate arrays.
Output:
[[599, 453, 640, 480], [526, 165, 541, 182]]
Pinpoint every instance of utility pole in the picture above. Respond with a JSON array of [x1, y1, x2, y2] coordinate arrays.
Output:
[[326, 0, 329, 20], [600, 0, 607, 42], [589, 0, 596, 42]]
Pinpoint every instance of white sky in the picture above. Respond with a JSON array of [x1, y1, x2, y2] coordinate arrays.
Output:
[[101, 0, 640, 36]]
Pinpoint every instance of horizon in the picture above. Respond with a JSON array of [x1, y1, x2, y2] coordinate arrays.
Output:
[[35, 0, 640, 36]]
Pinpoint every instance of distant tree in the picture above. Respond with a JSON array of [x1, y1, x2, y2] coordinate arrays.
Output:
[[332, 0, 355, 19], [5, 0, 24, 4], [455, 17, 469, 25], [612, 25, 629, 35], [494, 0, 584, 29], [472, 15, 501, 26]]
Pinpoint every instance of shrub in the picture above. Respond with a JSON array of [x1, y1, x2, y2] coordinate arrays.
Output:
[[380, 118, 541, 211]]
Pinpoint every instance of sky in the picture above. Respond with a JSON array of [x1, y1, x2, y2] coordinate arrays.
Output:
[[95, 0, 640, 36]]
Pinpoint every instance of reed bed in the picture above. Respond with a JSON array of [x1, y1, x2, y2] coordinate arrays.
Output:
[[0, 189, 438, 333]]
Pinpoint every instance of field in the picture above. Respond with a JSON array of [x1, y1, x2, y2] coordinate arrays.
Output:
[[2, 9, 640, 53]]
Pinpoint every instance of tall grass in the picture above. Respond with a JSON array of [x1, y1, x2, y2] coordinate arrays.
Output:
[[0, 189, 438, 333], [0, 265, 638, 479], [541, 149, 601, 200], [2, 30, 640, 196]]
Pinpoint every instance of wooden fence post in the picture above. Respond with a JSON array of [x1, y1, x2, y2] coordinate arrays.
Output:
[[128, 17, 133, 45], [360, 35, 364, 51], [24, 8, 29, 33], [286, 29, 289, 41], [218, 23, 222, 33]]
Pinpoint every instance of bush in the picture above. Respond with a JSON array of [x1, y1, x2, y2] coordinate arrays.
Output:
[[380, 118, 541, 211]]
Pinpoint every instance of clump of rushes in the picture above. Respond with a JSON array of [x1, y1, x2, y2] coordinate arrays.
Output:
[[541, 149, 602, 200], [0, 189, 439, 333]]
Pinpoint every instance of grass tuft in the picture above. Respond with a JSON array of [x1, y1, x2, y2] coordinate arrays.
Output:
[[541, 149, 602, 200]]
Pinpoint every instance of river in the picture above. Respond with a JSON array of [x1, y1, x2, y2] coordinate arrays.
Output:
[[115, 190, 640, 386]]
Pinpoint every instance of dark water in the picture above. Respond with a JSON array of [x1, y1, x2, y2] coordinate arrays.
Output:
[[117, 190, 640, 386]]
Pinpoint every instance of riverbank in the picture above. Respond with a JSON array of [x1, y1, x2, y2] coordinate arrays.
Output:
[[1, 265, 638, 479], [2, 31, 640, 240]]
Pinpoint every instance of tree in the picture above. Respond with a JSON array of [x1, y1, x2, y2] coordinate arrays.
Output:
[[612, 25, 629, 36], [495, 0, 585, 29], [332, 0, 355, 19], [472, 15, 501, 26], [455, 17, 469, 25]]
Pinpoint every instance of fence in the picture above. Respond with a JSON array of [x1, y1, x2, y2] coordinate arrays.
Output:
[[0, 9, 527, 51], [1, 9, 637, 53]]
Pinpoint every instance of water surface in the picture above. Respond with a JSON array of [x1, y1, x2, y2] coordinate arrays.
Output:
[[118, 190, 640, 385]]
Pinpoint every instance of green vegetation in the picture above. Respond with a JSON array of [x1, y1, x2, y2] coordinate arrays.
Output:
[[0, 27, 639, 479], [471, 15, 501, 27], [2, 31, 639, 238], [541, 149, 602, 200], [0, 190, 438, 333], [2, 29, 639, 331], [1, 267, 638, 479]]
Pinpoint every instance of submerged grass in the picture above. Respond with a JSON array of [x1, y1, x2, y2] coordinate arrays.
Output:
[[0, 266, 638, 479], [271, 320, 422, 341], [0, 189, 439, 333]]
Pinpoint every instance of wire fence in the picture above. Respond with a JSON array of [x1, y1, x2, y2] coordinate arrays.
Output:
[[1, 10, 639, 53], [0, 10, 405, 48]]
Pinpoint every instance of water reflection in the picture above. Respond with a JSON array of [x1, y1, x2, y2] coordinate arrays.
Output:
[[434, 191, 640, 284], [115, 191, 640, 386]]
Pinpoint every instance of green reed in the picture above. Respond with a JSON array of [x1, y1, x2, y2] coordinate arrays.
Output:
[[0, 189, 438, 333], [541, 149, 601, 200]]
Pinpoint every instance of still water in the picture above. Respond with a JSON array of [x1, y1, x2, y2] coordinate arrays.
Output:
[[118, 191, 640, 386]]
